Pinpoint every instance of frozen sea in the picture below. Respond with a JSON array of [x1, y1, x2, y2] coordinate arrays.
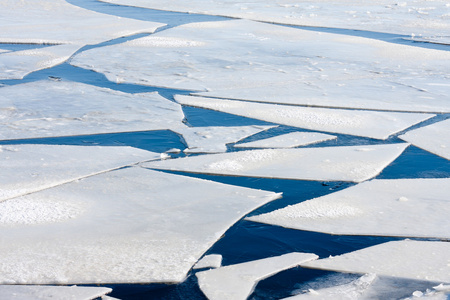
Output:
[[1, 0, 449, 299]]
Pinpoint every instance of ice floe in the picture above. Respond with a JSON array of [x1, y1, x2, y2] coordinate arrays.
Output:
[[0, 167, 280, 284], [99, 0, 450, 37], [399, 119, 450, 161], [196, 252, 318, 300], [174, 125, 274, 153], [301, 240, 450, 283], [0, 144, 160, 202], [248, 178, 450, 239], [234, 131, 336, 149], [175, 96, 433, 140], [193, 254, 223, 270], [0, 80, 185, 140], [143, 144, 409, 183], [0, 285, 112, 300]]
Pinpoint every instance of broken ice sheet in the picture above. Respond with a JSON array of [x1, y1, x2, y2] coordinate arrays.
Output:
[[175, 95, 433, 140], [143, 144, 409, 183], [399, 119, 450, 161], [196, 252, 318, 300], [234, 131, 336, 149], [99, 0, 450, 37], [0, 0, 164, 45], [300, 240, 450, 283], [0, 80, 185, 140], [0, 144, 160, 202], [0, 167, 280, 284], [174, 125, 275, 153], [0, 285, 112, 300], [193, 254, 223, 270], [248, 178, 450, 239]]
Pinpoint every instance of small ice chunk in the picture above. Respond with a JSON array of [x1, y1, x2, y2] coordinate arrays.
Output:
[[301, 240, 450, 283], [193, 254, 223, 270], [234, 131, 336, 149], [0, 285, 112, 300], [196, 252, 318, 300], [143, 144, 409, 183]]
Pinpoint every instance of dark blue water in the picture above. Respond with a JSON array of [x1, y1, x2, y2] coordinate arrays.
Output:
[[1, 1, 449, 299]]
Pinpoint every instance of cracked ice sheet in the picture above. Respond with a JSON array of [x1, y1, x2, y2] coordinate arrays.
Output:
[[0, 167, 281, 284], [0, 80, 185, 140], [175, 96, 433, 140], [0, 44, 81, 80], [301, 240, 450, 283], [0, 144, 160, 203], [100, 0, 450, 37], [399, 119, 450, 161], [71, 19, 450, 106], [0, 285, 112, 300], [197, 252, 318, 300], [248, 178, 450, 239], [234, 131, 336, 149], [0, 0, 164, 45], [143, 144, 409, 183], [175, 125, 275, 153]]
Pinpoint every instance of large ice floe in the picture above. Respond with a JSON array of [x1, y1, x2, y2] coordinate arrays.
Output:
[[234, 131, 336, 149], [0, 167, 280, 284], [176, 96, 433, 140], [301, 240, 450, 284], [0, 80, 185, 140], [248, 178, 450, 239], [399, 119, 450, 161], [143, 143, 409, 182], [0, 144, 160, 203], [0, 285, 112, 300], [99, 0, 450, 37], [196, 252, 318, 300]]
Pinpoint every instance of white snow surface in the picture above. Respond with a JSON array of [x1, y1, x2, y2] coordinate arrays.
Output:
[[0, 285, 112, 300], [143, 144, 409, 183], [301, 240, 450, 283], [193, 254, 223, 270], [399, 119, 450, 161], [0, 80, 185, 140], [0, 144, 160, 202], [175, 95, 433, 140], [0, 0, 164, 45], [99, 0, 450, 37], [196, 252, 318, 300], [234, 131, 336, 149], [0, 167, 281, 284], [248, 178, 450, 239], [174, 125, 274, 153]]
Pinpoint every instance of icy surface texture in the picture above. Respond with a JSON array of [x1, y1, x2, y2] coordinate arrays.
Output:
[[399, 119, 450, 161], [0, 167, 280, 284], [0, 80, 185, 140], [301, 240, 450, 283], [196, 252, 318, 300], [100, 0, 450, 37], [248, 178, 450, 239], [0, 0, 164, 45], [174, 125, 274, 153], [234, 131, 336, 149], [0, 285, 112, 300], [193, 254, 223, 270], [175, 95, 433, 140], [0, 144, 160, 203], [143, 144, 409, 182]]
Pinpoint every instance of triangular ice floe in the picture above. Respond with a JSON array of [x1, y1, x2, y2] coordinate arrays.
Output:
[[234, 131, 336, 149]]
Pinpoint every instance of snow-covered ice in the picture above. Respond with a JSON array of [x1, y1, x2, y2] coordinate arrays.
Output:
[[99, 0, 450, 37], [248, 178, 450, 239], [0, 285, 112, 300], [0, 167, 280, 284], [399, 119, 450, 161], [301, 240, 450, 283], [193, 254, 223, 270], [143, 144, 409, 183], [196, 252, 318, 300], [175, 96, 433, 140], [234, 131, 336, 149], [0, 144, 160, 202], [0, 80, 185, 140], [174, 125, 274, 153]]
